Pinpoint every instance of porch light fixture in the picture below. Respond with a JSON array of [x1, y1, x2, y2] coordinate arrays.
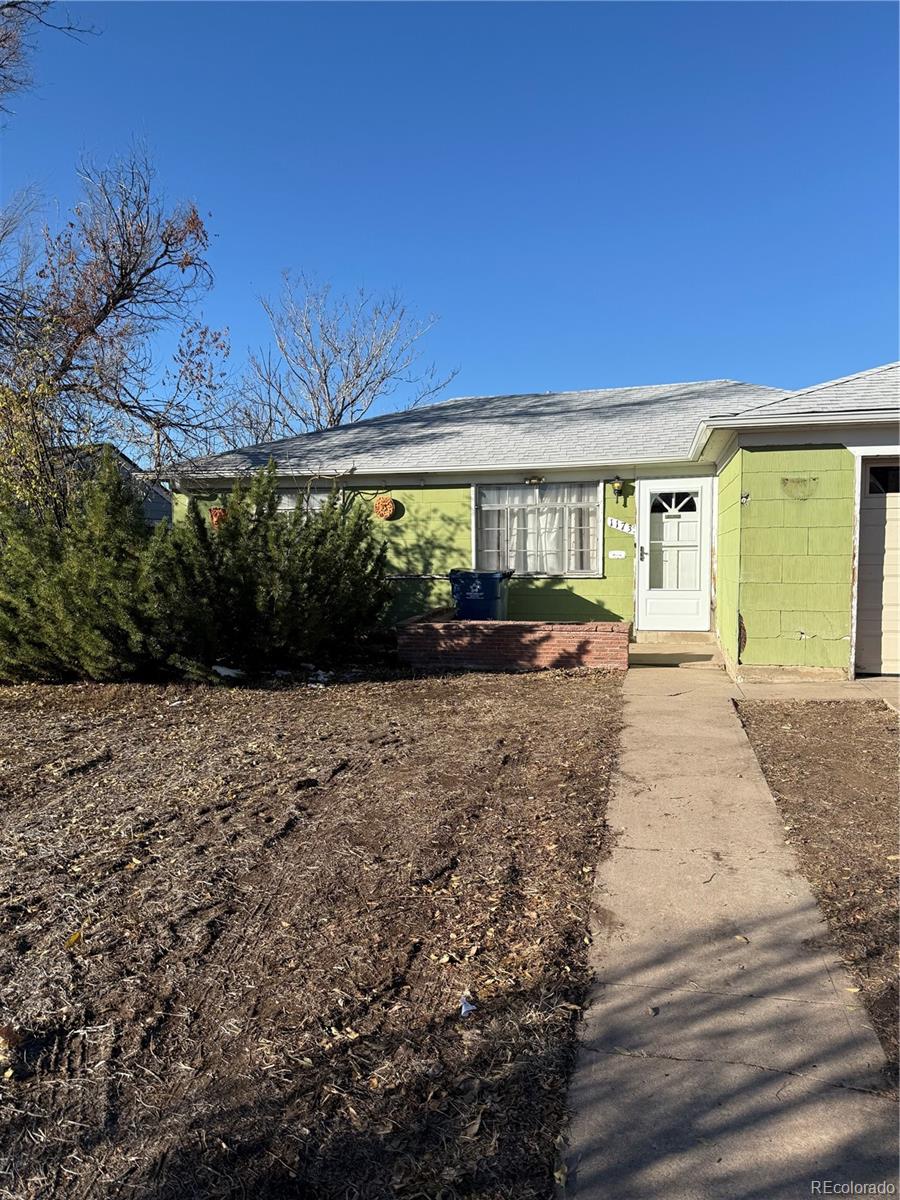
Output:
[[611, 476, 624, 504], [524, 475, 545, 486]]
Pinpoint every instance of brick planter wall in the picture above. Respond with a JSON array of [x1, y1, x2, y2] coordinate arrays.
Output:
[[397, 614, 630, 673]]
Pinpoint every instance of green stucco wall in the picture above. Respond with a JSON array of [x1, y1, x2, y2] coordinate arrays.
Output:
[[715, 451, 742, 669], [375, 481, 635, 622], [172, 491, 219, 523], [720, 446, 855, 671], [375, 485, 472, 617]]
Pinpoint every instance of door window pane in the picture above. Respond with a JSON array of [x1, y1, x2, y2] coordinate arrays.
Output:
[[648, 490, 701, 591]]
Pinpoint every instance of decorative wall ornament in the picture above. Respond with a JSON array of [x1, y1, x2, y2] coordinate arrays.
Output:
[[780, 476, 818, 500], [373, 494, 397, 520], [208, 506, 227, 529]]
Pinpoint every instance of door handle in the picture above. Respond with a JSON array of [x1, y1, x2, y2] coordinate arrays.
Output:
[[639, 546, 646, 562]]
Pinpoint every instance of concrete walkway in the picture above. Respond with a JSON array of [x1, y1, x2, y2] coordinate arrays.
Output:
[[565, 666, 897, 1199], [737, 674, 899, 711]]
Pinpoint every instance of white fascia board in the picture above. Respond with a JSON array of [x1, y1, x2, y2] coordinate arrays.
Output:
[[716, 408, 897, 428], [173, 454, 706, 489], [688, 421, 715, 461]]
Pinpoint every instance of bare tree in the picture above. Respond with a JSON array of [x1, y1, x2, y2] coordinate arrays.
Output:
[[0, 151, 230, 515], [231, 272, 457, 443], [0, 187, 37, 344], [0, 2, 89, 110]]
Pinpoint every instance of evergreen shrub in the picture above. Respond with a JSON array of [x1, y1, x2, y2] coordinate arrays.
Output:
[[0, 453, 390, 681]]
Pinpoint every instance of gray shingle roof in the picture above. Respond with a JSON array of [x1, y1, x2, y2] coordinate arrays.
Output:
[[731, 362, 899, 421], [178, 379, 782, 479]]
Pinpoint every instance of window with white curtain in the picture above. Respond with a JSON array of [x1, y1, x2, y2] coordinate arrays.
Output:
[[475, 483, 602, 575], [277, 488, 332, 514]]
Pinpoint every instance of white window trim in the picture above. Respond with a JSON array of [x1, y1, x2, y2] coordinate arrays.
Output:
[[472, 480, 605, 579], [276, 487, 335, 513], [470, 484, 477, 569]]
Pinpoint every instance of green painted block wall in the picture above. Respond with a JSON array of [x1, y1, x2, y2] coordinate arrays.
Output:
[[735, 446, 855, 670], [172, 491, 221, 523], [374, 485, 472, 618], [715, 451, 742, 667], [373, 482, 635, 622]]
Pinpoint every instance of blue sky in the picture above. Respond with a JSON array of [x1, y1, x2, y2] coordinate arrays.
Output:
[[3, 1, 898, 411]]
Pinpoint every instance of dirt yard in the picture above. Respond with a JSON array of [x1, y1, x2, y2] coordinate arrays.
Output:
[[0, 670, 621, 1200], [738, 699, 899, 1078]]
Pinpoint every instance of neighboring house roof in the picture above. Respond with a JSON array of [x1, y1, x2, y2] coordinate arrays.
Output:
[[729, 361, 899, 421], [175, 379, 783, 479], [138, 483, 174, 524], [73, 443, 173, 522]]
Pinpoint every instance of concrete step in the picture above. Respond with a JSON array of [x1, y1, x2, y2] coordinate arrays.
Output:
[[633, 630, 716, 645], [629, 643, 725, 670]]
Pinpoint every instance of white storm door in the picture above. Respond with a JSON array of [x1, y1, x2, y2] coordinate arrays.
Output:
[[636, 478, 712, 631]]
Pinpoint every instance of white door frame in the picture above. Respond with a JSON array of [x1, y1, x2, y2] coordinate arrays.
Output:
[[635, 476, 713, 632]]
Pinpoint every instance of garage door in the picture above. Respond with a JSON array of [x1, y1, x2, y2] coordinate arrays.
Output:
[[856, 459, 900, 675]]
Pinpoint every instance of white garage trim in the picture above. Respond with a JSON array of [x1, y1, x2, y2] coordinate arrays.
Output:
[[853, 456, 900, 676], [848, 440, 900, 679], [849, 454, 862, 680]]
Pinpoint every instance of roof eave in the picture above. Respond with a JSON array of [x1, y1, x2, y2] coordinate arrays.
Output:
[[688, 408, 899, 460], [166, 450, 706, 488]]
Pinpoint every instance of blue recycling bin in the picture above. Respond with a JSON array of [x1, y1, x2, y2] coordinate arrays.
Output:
[[449, 569, 513, 620]]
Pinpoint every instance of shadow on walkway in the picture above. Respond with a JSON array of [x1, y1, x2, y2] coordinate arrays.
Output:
[[566, 904, 897, 1199]]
